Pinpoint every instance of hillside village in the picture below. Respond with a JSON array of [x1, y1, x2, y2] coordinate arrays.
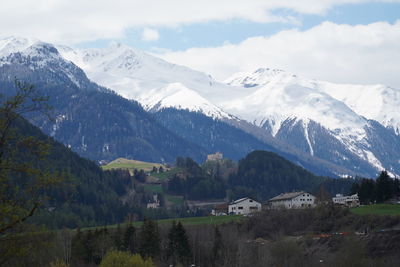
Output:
[[100, 152, 400, 219]]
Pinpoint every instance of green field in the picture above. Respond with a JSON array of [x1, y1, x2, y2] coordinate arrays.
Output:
[[165, 194, 184, 205], [151, 168, 181, 180], [84, 215, 243, 230], [102, 158, 166, 172], [143, 184, 163, 194], [350, 204, 400, 216]]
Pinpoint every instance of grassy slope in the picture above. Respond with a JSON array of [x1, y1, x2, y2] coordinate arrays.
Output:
[[350, 204, 400, 216], [102, 158, 166, 172], [143, 184, 163, 194], [165, 195, 184, 205]]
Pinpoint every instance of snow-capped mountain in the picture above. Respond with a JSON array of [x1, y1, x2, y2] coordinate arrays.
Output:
[[55, 42, 400, 177], [1, 36, 399, 177], [225, 68, 400, 176], [226, 68, 400, 136], [57, 42, 238, 120], [0, 37, 207, 163], [0, 37, 100, 91], [0, 36, 38, 57]]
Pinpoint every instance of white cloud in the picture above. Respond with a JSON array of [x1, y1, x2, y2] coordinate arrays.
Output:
[[1, 0, 399, 44], [159, 21, 400, 88], [141, 28, 160, 42]]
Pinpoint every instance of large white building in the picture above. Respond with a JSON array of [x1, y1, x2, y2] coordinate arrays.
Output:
[[228, 197, 261, 215], [332, 193, 360, 207], [268, 191, 316, 209]]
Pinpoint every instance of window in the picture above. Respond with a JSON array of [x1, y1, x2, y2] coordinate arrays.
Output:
[[249, 200, 253, 202], [238, 207, 243, 210]]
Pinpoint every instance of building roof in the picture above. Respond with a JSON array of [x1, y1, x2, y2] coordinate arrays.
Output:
[[268, 191, 308, 202], [230, 197, 258, 205], [213, 203, 228, 211]]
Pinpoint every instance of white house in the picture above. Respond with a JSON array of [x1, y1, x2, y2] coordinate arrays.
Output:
[[332, 193, 360, 207], [228, 197, 261, 215], [146, 194, 160, 209], [268, 191, 316, 209]]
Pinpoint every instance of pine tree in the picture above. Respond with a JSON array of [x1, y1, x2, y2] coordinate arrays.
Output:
[[113, 224, 123, 251], [122, 224, 136, 253], [376, 171, 393, 203], [212, 226, 224, 267], [138, 218, 160, 260], [167, 221, 192, 266]]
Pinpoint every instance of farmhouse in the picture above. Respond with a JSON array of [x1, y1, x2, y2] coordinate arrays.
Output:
[[332, 193, 360, 207], [228, 197, 261, 215], [268, 191, 316, 209]]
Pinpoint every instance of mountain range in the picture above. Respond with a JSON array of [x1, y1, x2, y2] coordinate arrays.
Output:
[[1, 36, 399, 178]]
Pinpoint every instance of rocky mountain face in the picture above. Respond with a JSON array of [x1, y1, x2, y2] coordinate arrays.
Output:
[[1, 36, 399, 177], [225, 68, 400, 177], [0, 37, 206, 163]]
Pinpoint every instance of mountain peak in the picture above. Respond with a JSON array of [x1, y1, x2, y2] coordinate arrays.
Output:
[[0, 36, 39, 57], [225, 67, 297, 88]]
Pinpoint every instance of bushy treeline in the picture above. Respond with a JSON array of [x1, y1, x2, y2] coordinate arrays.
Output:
[[6, 206, 400, 267], [70, 218, 192, 267], [350, 171, 400, 204], [166, 157, 226, 200], [166, 151, 354, 202]]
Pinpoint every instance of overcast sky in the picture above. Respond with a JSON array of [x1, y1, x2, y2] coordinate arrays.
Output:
[[1, 0, 400, 87]]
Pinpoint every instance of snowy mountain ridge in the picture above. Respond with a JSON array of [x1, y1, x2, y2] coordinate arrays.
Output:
[[224, 68, 400, 176], [56, 42, 238, 120], [1, 36, 400, 177], [225, 67, 400, 136]]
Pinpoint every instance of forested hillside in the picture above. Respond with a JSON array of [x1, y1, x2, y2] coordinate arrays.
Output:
[[10, 115, 136, 228]]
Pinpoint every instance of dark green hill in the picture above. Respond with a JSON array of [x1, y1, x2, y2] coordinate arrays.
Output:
[[12, 115, 136, 229], [229, 150, 327, 200]]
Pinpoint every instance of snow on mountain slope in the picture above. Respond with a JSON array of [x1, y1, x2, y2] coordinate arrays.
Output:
[[317, 82, 400, 135], [0, 36, 38, 57], [226, 68, 400, 135], [225, 68, 400, 176], [225, 69, 365, 136], [2, 37, 398, 176], [0, 37, 107, 94], [57, 43, 400, 176], [57, 42, 239, 120], [138, 82, 234, 119]]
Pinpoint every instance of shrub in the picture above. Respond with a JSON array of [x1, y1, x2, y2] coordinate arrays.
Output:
[[99, 250, 154, 267]]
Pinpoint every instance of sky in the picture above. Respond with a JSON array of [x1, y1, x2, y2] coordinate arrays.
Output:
[[1, 0, 400, 87]]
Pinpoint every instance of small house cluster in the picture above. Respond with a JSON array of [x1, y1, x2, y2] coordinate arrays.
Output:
[[332, 193, 360, 207], [211, 191, 319, 216], [210, 190, 364, 216]]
